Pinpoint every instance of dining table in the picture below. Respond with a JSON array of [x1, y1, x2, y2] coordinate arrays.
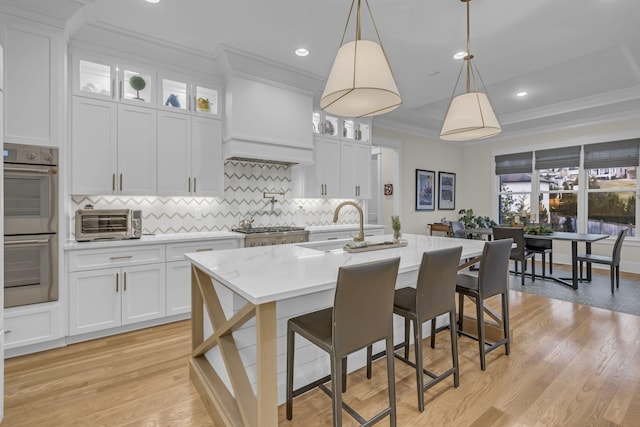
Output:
[[522, 232, 609, 289]]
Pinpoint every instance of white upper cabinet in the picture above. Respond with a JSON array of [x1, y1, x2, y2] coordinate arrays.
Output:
[[292, 137, 341, 198], [73, 53, 156, 108], [157, 112, 222, 197], [158, 72, 220, 118], [3, 22, 63, 147], [71, 97, 157, 195]]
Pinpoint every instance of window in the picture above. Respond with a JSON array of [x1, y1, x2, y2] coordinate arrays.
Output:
[[585, 140, 639, 237], [535, 146, 581, 232], [495, 152, 532, 225], [495, 139, 640, 238]]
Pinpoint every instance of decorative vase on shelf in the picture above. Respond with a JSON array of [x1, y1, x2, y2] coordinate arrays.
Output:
[[391, 215, 402, 243]]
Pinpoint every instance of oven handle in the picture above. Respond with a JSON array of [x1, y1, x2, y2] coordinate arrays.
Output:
[[5, 239, 51, 246], [4, 166, 52, 174]]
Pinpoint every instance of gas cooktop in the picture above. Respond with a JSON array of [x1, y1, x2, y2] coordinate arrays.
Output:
[[232, 226, 307, 234]]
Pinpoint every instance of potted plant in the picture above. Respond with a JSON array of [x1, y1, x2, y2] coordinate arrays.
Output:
[[391, 215, 401, 242], [129, 75, 146, 101], [457, 209, 496, 229]]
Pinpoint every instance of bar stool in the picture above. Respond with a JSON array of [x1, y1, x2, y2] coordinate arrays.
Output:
[[456, 239, 513, 371], [286, 257, 401, 427], [385, 246, 463, 413]]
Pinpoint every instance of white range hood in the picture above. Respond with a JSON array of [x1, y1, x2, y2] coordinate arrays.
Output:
[[223, 75, 314, 165]]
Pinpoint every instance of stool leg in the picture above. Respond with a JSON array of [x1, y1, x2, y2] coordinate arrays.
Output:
[[331, 355, 343, 427], [549, 251, 553, 274], [366, 345, 372, 379], [386, 336, 397, 427], [502, 292, 510, 356], [476, 296, 487, 371], [449, 310, 460, 387], [458, 293, 465, 332], [286, 326, 294, 420], [342, 357, 347, 393], [430, 318, 436, 349], [404, 317, 410, 359], [413, 317, 425, 412], [616, 265, 621, 289]]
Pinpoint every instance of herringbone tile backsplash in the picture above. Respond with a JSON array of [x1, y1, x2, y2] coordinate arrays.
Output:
[[71, 161, 359, 235]]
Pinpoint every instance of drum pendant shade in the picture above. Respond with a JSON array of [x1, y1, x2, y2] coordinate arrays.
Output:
[[321, 40, 401, 117]]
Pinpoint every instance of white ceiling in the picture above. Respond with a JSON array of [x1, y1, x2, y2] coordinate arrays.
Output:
[[4, 0, 640, 140]]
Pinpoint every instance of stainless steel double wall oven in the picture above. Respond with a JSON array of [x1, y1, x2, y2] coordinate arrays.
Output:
[[3, 143, 59, 308]]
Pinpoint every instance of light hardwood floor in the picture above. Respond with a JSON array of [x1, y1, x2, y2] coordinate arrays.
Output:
[[5, 274, 640, 426]]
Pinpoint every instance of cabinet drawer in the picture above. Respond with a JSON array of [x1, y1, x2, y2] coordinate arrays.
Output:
[[166, 239, 240, 261], [68, 245, 166, 272], [5, 305, 62, 349]]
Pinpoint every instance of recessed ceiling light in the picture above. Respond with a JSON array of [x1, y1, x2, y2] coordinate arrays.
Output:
[[453, 51, 467, 59], [516, 91, 528, 97], [145, 0, 160, 3], [295, 48, 309, 57]]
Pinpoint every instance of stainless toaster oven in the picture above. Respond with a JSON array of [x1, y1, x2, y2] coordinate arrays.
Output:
[[75, 206, 142, 242]]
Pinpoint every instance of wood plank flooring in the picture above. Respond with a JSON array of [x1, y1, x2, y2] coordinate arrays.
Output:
[[5, 271, 640, 426]]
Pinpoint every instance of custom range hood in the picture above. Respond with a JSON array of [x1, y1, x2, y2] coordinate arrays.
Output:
[[223, 75, 314, 165]]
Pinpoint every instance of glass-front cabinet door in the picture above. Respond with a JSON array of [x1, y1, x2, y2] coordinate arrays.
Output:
[[158, 75, 219, 117], [118, 65, 155, 107], [160, 77, 189, 112], [312, 111, 339, 139], [193, 82, 219, 117], [74, 57, 116, 100]]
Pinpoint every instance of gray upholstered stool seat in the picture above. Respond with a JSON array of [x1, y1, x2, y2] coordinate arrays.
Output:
[[286, 257, 401, 427]]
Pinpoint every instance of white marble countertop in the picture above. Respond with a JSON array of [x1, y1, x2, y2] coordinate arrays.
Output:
[[186, 233, 486, 305], [63, 225, 386, 250], [63, 231, 244, 250], [306, 224, 385, 232]]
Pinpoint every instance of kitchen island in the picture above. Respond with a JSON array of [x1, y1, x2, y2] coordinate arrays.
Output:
[[186, 233, 487, 426]]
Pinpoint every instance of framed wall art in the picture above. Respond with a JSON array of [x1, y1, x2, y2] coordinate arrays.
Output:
[[415, 169, 435, 211], [438, 171, 456, 210]]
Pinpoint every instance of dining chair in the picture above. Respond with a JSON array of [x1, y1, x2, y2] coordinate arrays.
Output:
[[456, 239, 513, 371], [492, 226, 536, 285], [286, 257, 401, 427], [577, 228, 628, 294], [525, 237, 553, 277], [367, 246, 462, 412], [450, 221, 467, 239]]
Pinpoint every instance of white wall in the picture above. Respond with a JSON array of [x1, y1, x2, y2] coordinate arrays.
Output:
[[375, 128, 465, 235]]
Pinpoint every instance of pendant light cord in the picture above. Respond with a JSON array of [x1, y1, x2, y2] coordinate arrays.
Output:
[[466, 0, 472, 93]]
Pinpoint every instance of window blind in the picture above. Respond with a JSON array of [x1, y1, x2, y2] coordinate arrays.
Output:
[[535, 146, 581, 170], [584, 139, 640, 169], [495, 152, 533, 175]]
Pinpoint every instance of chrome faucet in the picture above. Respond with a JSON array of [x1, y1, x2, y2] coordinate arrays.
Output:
[[333, 201, 364, 242]]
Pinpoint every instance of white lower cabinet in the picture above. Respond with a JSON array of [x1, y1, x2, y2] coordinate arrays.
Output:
[[69, 263, 166, 335], [4, 304, 63, 350], [165, 238, 241, 315]]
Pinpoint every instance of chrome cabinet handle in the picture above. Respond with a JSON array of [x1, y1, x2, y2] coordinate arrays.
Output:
[[196, 248, 213, 252], [112, 173, 116, 191], [193, 95, 197, 112], [124, 272, 127, 291], [111, 78, 116, 99], [194, 177, 197, 192], [187, 95, 191, 111], [327, 237, 338, 240], [119, 174, 123, 192], [188, 177, 191, 193], [119, 80, 123, 100], [116, 273, 119, 293]]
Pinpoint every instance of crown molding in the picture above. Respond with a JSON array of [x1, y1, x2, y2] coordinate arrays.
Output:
[[215, 45, 326, 95], [0, 0, 86, 29]]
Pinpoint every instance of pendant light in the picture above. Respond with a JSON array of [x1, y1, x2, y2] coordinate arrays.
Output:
[[320, 0, 401, 118], [440, 0, 501, 141]]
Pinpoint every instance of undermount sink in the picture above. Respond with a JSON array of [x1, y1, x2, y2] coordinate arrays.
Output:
[[298, 239, 408, 253]]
